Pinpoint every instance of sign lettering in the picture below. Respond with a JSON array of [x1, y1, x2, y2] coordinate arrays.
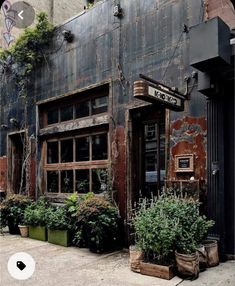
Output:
[[148, 86, 182, 107]]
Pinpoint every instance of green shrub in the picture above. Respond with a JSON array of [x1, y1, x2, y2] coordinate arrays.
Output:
[[24, 196, 49, 226], [46, 206, 69, 231], [76, 196, 120, 252], [133, 196, 180, 264], [133, 195, 214, 262], [173, 198, 214, 254], [0, 204, 7, 229], [1, 194, 32, 226]]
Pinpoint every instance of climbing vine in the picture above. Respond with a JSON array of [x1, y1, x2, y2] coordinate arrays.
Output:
[[0, 12, 54, 97], [0, 12, 53, 195]]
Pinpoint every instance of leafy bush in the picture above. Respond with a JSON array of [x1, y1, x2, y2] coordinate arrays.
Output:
[[173, 199, 214, 254], [24, 196, 49, 226], [1, 194, 31, 226], [76, 196, 120, 252], [0, 204, 7, 229], [133, 195, 214, 263], [0, 12, 54, 97], [46, 206, 69, 230], [133, 196, 180, 264]]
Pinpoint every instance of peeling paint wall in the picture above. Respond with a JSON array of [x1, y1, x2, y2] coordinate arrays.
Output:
[[168, 116, 207, 181]]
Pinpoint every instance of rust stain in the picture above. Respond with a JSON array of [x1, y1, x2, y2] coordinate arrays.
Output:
[[0, 156, 7, 192], [111, 127, 126, 219], [168, 116, 207, 182]]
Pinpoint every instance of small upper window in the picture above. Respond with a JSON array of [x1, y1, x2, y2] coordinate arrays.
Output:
[[91, 96, 108, 115], [61, 105, 73, 122], [48, 109, 59, 125]]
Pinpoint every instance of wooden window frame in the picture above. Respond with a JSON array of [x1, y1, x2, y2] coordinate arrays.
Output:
[[41, 94, 108, 128], [44, 131, 109, 194]]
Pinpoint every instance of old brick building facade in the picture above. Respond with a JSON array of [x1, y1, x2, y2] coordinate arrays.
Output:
[[0, 0, 234, 257]]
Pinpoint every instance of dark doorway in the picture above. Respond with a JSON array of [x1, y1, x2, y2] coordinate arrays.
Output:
[[131, 106, 165, 201], [8, 132, 26, 194]]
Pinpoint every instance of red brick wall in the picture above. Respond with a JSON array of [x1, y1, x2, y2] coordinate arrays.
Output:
[[205, 0, 235, 28], [0, 156, 7, 192]]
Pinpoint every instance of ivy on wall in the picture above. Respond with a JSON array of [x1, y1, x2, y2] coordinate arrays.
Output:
[[0, 12, 54, 97]]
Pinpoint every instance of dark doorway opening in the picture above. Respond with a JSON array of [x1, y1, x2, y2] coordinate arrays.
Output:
[[130, 106, 166, 202], [8, 132, 26, 194]]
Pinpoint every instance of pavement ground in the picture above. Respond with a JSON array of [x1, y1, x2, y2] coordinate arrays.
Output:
[[0, 234, 234, 286]]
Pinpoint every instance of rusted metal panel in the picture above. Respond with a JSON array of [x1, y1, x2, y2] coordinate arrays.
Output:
[[111, 127, 127, 219], [168, 116, 207, 181]]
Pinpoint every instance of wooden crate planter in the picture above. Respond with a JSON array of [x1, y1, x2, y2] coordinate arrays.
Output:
[[140, 262, 175, 280], [29, 226, 47, 241], [129, 246, 144, 273], [48, 229, 70, 247]]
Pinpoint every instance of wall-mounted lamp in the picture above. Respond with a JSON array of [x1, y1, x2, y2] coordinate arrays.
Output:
[[62, 30, 74, 43], [9, 117, 19, 127], [0, 124, 8, 130], [113, 4, 123, 17]]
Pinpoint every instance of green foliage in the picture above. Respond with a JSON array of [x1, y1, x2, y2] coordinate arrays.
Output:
[[133, 196, 180, 264], [1, 194, 32, 226], [24, 196, 50, 226], [46, 206, 69, 231], [0, 204, 7, 229], [76, 196, 120, 252], [173, 198, 214, 254], [133, 195, 214, 262], [0, 12, 54, 97]]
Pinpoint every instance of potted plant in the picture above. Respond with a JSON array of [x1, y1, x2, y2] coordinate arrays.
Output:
[[76, 196, 121, 253], [1, 195, 31, 234], [18, 220, 29, 238], [133, 196, 179, 280], [174, 198, 214, 279], [24, 197, 49, 241], [46, 206, 71, 247], [0, 203, 7, 234]]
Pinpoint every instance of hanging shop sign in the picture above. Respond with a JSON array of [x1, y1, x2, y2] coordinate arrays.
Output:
[[134, 79, 185, 111]]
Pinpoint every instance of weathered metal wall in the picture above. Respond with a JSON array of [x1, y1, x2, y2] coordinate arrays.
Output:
[[0, 0, 206, 209]]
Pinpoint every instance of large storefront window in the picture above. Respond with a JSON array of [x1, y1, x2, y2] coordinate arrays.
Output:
[[45, 132, 108, 194], [40, 85, 110, 195]]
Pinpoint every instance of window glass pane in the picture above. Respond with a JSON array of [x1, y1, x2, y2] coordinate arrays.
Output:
[[47, 171, 59, 193], [92, 169, 107, 194], [91, 96, 108, 115], [61, 170, 73, 193], [61, 105, 73, 122], [75, 170, 89, 193], [61, 139, 73, 162], [75, 100, 90, 119], [47, 142, 58, 163], [76, 137, 89, 161], [92, 133, 107, 160], [48, 109, 59, 125]]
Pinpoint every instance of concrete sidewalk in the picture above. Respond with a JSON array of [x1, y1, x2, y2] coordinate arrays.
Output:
[[0, 234, 234, 286]]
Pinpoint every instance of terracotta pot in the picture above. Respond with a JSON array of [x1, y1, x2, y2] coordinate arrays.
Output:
[[203, 240, 219, 267], [175, 251, 199, 280], [18, 225, 29, 237], [129, 245, 144, 273]]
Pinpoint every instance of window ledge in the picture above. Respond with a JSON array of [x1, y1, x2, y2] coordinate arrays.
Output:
[[39, 114, 109, 136]]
